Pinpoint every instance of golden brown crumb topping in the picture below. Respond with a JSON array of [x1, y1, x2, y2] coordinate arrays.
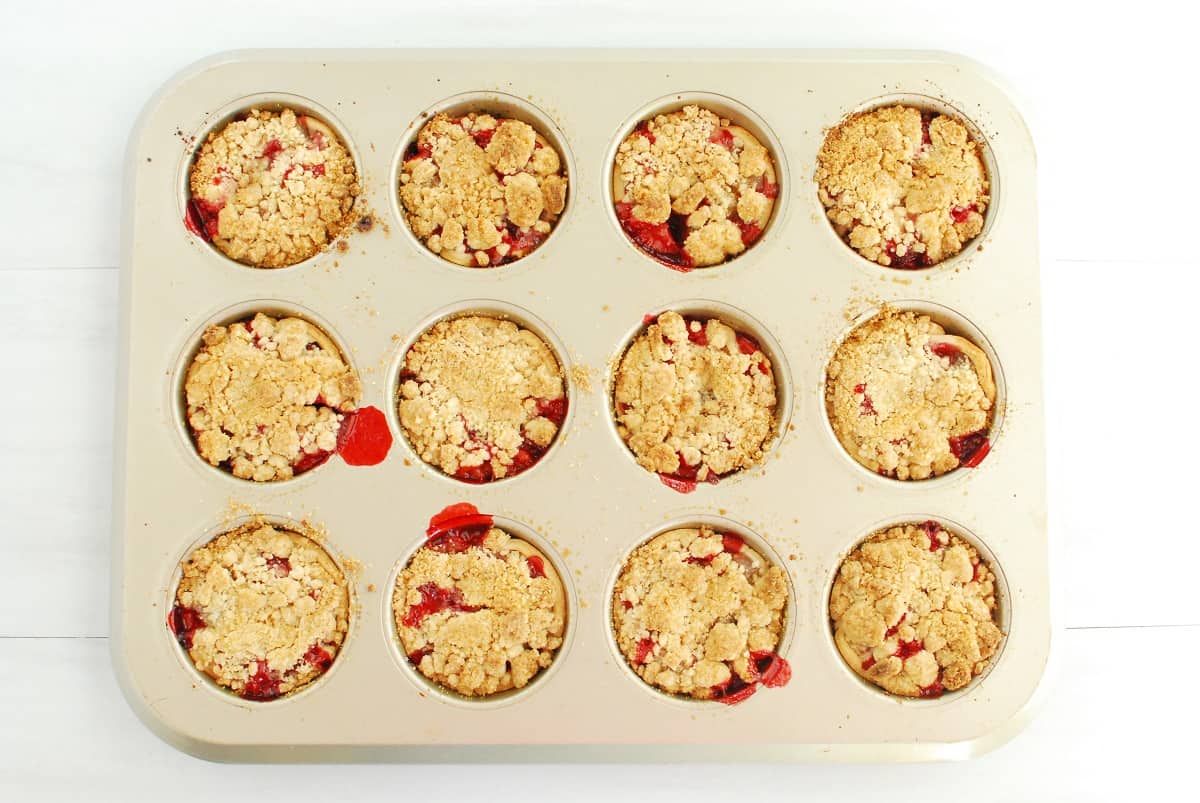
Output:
[[399, 112, 568, 268], [397, 316, 567, 483], [614, 311, 777, 483], [825, 309, 996, 480], [170, 521, 350, 700], [816, 105, 988, 268], [393, 527, 566, 697], [188, 108, 359, 268], [184, 312, 361, 482], [830, 522, 1002, 698], [612, 526, 788, 700], [612, 105, 777, 269]]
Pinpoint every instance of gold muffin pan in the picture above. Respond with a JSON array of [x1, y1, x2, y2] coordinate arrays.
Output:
[[113, 49, 1048, 761]]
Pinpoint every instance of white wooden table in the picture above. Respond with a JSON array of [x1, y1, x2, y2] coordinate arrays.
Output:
[[3, 1, 1196, 799]]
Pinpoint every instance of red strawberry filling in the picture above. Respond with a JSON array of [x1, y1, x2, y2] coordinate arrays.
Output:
[[634, 638, 656, 665], [634, 120, 656, 144], [919, 676, 945, 698], [167, 604, 206, 650], [708, 128, 735, 150], [260, 138, 283, 164], [927, 341, 964, 361], [883, 239, 932, 269], [402, 583, 481, 628], [615, 202, 694, 271], [710, 651, 792, 705], [684, 531, 746, 565], [884, 612, 907, 639], [266, 555, 291, 578], [951, 204, 977, 223], [526, 555, 547, 579], [854, 383, 878, 417], [894, 639, 923, 660], [241, 659, 282, 701], [443, 395, 566, 483], [184, 198, 223, 241], [424, 503, 494, 553], [949, 429, 991, 467], [922, 521, 944, 551], [303, 643, 333, 672]]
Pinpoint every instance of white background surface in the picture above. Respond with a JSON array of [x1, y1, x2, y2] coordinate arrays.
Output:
[[2, 0, 1197, 800]]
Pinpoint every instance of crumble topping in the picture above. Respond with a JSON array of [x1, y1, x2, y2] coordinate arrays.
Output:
[[611, 526, 789, 700], [825, 308, 996, 480], [184, 312, 362, 482], [613, 311, 777, 482], [399, 112, 569, 268], [188, 108, 360, 268], [169, 521, 351, 701], [393, 526, 566, 697], [829, 522, 1002, 698], [816, 105, 988, 268], [397, 316, 567, 483], [612, 105, 777, 269]]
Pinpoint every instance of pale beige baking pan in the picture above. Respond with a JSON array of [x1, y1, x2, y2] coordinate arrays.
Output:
[[112, 49, 1050, 762]]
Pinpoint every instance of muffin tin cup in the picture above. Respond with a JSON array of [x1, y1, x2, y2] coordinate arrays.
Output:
[[815, 92, 1001, 279], [178, 91, 366, 272], [820, 299, 1007, 489], [603, 91, 792, 274], [603, 514, 799, 711], [383, 514, 579, 710], [163, 513, 360, 708], [822, 514, 1012, 706], [384, 298, 576, 486], [114, 49, 1049, 762]]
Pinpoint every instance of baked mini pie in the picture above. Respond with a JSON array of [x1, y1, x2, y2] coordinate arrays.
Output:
[[397, 315, 567, 482], [829, 522, 1003, 698], [168, 520, 351, 701], [612, 526, 790, 703], [612, 105, 778, 269], [613, 311, 777, 490], [399, 112, 568, 267], [188, 108, 359, 268], [816, 105, 989, 268], [185, 312, 362, 482], [825, 308, 995, 480], [393, 504, 567, 697]]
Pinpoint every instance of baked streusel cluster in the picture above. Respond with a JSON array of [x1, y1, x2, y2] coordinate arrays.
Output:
[[614, 311, 777, 485], [394, 520, 566, 697], [816, 105, 988, 268], [397, 315, 567, 483], [612, 526, 789, 701], [829, 522, 1003, 698], [169, 521, 351, 701], [612, 105, 777, 269], [188, 108, 360, 268], [399, 112, 569, 267], [825, 308, 995, 480], [184, 313, 362, 482]]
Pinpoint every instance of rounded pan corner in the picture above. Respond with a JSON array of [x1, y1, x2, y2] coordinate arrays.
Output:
[[109, 632, 235, 764]]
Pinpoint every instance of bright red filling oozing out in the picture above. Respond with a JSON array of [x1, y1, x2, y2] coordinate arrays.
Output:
[[402, 582, 482, 628], [167, 604, 206, 650], [684, 531, 744, 565], [424, 502, 494, 554], [526, 555, 546, 579], [884, 612, 907, 639], [336, 405, 393, 467], [894, 639, 923, 660], [951, 204, 977, 223], [923, 521, 944, 551], [927, 341, 964, 361]]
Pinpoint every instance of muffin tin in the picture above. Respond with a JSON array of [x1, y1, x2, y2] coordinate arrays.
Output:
[[112, 49, 1049, 761]]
